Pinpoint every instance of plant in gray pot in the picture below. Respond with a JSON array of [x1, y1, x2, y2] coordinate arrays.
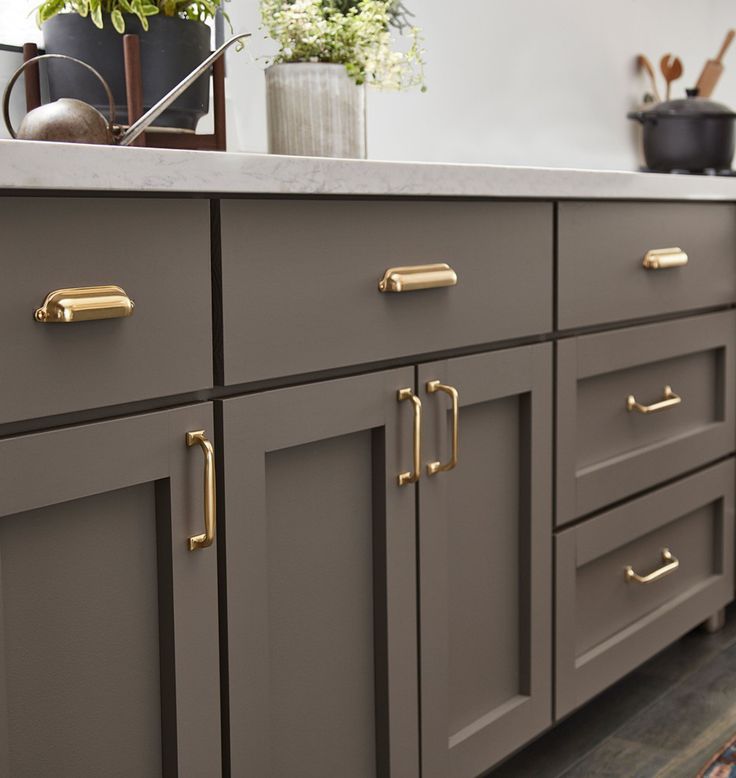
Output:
[[37, 0, 230, 130], [260, 0, 426, 159]]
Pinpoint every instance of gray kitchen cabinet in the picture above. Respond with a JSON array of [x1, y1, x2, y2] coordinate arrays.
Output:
[[557, 310, 736, 524], [0, 404, 221, 778], [221, 368, 420, 778], [418, 344, 553, 778], [556, 459, 735, 718], [220, 199, 553, 385]]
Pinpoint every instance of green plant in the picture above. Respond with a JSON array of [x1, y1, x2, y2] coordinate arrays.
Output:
[[260, 0, 426, 91], [37, 0, 229, 34]]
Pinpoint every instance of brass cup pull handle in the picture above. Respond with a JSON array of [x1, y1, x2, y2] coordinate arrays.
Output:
[[186, 430, 216, 551], [625, 548, 679, 584], [627, 385, 682, 414], [642, 247, 688, 270], [379, 263, 458, 293], [426, 380, 459, 475], [34, 285, 135, 323], [398, 388, 422, 486]]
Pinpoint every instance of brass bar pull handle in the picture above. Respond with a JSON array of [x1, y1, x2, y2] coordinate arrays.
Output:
[[627, 385, 682, 414], [186, 430, 216, 551], [379, 263, 458, 293], [34, 285, 135, 323], [625, 548, 679, 584], [398, 388, 422, 486], [642, 247, 688, 270], [426, 380, 459, 475]]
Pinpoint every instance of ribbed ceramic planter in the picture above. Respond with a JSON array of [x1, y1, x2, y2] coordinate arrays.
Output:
[[266, 62, 367, 159]]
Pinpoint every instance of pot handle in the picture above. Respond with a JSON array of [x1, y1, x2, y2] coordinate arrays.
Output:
[[627, 111, 657, 125], [2, 53, 116, 139]]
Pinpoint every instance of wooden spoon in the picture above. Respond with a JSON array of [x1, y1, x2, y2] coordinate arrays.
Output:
[[660, 53, 683, 100], [637, 54, 661, 102]]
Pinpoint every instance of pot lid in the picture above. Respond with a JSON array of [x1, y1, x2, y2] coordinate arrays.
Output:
[[638, 89, 736, 118]]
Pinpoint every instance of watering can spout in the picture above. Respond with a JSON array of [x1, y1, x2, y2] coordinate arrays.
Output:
[[118, 32, 251, 147]]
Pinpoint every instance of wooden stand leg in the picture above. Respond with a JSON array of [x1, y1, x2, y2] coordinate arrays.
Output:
[[123, 34, 146, 147], [213, 55, 227, 151], [22, 43, 41, 112]]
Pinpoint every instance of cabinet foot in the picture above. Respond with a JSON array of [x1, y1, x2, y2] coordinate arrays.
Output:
[[702, 608, 726, 634]]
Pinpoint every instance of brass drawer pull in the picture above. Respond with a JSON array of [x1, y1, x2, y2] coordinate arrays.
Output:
[[627, 385, 682, 414], [625, 548, 679, 584], [379, 263, 458, 293], [642, 247, 688, 270], [426, 380, 459, 475], [186, 430, 216, 551], [34, 285, 135, 323], [398, 387, 422, 486]]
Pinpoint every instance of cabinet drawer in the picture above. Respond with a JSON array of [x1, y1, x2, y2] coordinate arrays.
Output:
[[220, 199, 552, 385], [558, 202, 736, 329], [557, 311, 736, 525], [556, 459, 734, 719], [0, 198, 212, 425]]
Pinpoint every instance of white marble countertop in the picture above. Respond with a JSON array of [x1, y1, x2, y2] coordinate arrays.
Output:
[[2, 139, 736, 200]]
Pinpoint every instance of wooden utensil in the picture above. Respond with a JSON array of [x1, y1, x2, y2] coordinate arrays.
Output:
[[695, 29, 735, 98], [637, 54, 661, 102], [660, 53, 683, 100]]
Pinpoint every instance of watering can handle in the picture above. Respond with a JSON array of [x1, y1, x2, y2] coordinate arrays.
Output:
[[2, 54, 116, 139], [118, 32, 251, 147]]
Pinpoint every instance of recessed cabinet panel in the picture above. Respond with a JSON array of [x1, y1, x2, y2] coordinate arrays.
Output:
[[222, 368, 419, 778], [0, 404, 221, 778], [0, 198, 212, 426], [418, 344, 552, 778], [557, 311, 736, 524], [219, 199, 553, 385], [2, 485, 162, 778], [556, 460, 735, 718], [558, 201, 736, 329]]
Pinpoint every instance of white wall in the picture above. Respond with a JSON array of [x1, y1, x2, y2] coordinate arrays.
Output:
[[3, 0, 736, 169], [224, 0, 736, 169]]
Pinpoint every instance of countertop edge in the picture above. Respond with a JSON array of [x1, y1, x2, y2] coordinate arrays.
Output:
[[2, 140, 736, 200]]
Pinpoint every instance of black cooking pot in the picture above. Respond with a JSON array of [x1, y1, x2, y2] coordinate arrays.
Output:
[[628, 89, 736, 172]]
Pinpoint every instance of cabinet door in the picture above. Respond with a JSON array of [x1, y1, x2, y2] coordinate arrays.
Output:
[[0, 405, 220, 778], [221, 368, 419, 778], [418, 344, 552, 778]]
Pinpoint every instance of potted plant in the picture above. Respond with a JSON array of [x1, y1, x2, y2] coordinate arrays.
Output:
[[36, 0, 230, 130], [260, 0, 425, 158]]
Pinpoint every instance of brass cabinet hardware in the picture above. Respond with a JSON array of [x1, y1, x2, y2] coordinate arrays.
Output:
[[34, 285, 135, 323], [626, 385, 682, 414], [642, 247, 688, 270], [625, 548, 679, 584], [426, 380, 459, 475], [186, 430, 216, 551], [378, 263, 458, 293], [397, 387, 422, 486]]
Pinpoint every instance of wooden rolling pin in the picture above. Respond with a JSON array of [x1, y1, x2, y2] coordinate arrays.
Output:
[[695, 29, 735, 97]]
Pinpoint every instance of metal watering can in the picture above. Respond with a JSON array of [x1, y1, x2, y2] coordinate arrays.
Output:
[[2, 33, 250, 146]]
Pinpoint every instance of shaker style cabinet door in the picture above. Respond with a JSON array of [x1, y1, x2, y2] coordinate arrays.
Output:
[[0, 404, 221, 778], [221, 368, 419, 778], [418, 344, 553, 778]]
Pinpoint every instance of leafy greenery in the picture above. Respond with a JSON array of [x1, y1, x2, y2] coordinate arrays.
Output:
[[260, 0, 425, 91], [36, 0, 228, 33]]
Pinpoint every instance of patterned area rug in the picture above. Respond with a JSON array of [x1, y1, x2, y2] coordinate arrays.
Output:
[[699, 733, 736, 777]]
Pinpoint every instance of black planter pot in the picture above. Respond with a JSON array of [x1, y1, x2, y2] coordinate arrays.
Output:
[[42, 13, 211, 130]]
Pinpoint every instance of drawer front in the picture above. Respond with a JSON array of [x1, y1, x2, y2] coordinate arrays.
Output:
[[220, 199, 553, 385], [557, 311, 736, 525], [0, 197, 212, 424], [556, 459, 735, 718], [558, 202, 736, 329]]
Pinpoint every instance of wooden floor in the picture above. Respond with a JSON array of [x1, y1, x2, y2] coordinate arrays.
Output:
[[491, 603, 736, 777]]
